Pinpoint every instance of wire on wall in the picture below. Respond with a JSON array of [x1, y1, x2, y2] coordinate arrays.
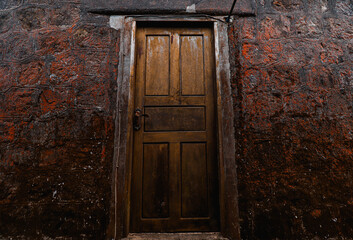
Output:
[[225, 0, 238, 22]]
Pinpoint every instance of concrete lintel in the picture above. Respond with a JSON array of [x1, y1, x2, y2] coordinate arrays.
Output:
[[84, 0, 255, 16]]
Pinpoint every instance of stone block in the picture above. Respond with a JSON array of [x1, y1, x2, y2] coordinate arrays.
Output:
[[295, 15, 323, 37], [16, 6, 46, 31], [4, 32, 35, 62], [320, 41, 345, 64], [48, 51, 84, 86], [338, 66, 353, 88], [48, 3, 80, 27], [83, 50, 110, 77], [0, 121, 15, 143], [240, 18, 256, 40], [0, 88, 41, 118], [16, 60, 47, 87], [243, 91, 284, 131], [258, 15, 292, 40], [325, 17, 353, 40], [307, 65, 339, 89], [241, 42, 260, 65], [36, 30, 70, 55], [38, 87, 75, 116], [0, 143, 37, 168], [283, 90, 321, 117], [38, 140, 112, 170], [0, 12, 12, 34], [17, 119, 56, 145], [74, 78, 111, 112], [271, 0, 304, 12], [0, 64, 16, 91], [71, 25, 115, 50]]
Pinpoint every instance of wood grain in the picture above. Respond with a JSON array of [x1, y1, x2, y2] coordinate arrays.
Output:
[[142, 143, 169, 218], [181, 36, 205, 96], [131, 25, 218, 233], [181, 143, 208, 218], [145, 36, 170, 96]]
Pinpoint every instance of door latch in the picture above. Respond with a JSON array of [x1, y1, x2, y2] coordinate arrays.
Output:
[[133, 108, 149, 131]]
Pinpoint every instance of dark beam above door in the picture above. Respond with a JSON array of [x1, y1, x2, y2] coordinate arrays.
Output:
[[84, 0, 255, 16]]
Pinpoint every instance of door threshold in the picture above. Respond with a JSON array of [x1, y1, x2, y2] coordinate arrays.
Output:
[[123, 232, 228, 240]]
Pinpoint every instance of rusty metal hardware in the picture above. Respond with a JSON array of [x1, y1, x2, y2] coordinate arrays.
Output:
[[133, 108, 149, 131]]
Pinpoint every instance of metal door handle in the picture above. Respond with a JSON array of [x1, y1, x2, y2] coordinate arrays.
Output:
[[133, 108, 149, 131]]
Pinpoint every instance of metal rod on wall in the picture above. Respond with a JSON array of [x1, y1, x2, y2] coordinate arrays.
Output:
[[225, 0, 238, 22]]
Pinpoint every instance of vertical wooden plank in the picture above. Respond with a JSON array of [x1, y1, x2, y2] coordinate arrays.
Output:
[[145, 36, 170, 96], [181, 143, 208, 218], [203, 27, 219, 228], [142, 143, 169, 218], [170, 31, 180, 99], [214, 22, 241, 240], [130, 26, 147, 233], [180, 36, 205, 96]]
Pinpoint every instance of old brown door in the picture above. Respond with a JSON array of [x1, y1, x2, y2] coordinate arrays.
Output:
[[130, 23, 219, 233]]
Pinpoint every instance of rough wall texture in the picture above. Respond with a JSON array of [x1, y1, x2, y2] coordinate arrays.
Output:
[[84, 0, 255, 15], [229, 0, 353, 239], [0, 0, 119, 239], [0, 0, 353, 239]]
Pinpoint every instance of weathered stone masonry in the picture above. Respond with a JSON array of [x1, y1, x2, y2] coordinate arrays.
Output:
[[230, 0, 353, 239], [0, 0, 352, 239], [0, 0, 119, 238]]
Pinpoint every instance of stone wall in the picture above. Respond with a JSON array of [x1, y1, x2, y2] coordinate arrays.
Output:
[[0, 0, 119, 238], [230, 0, 353, 239], [0, 0, 352, 239]]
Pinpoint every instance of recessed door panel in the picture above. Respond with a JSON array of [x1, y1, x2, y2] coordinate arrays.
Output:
[[144, 107, 205, 132], [181, 142, 208, 218], [142, 143, 169, 218], [181, 36, 205, 96], [145, 36, 170, 96]]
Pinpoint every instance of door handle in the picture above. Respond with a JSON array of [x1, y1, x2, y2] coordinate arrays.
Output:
[[133, 108, 149, 131]]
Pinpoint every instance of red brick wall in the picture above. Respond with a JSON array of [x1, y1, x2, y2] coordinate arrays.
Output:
[[229, 0, 353, 239], [0, 1, 119, 238]]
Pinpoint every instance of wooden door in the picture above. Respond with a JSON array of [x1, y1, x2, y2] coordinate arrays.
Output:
[[130, 23, 219, 233]]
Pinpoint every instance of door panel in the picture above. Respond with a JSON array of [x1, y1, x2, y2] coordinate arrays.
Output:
[[145, 36, 170, 96], [142, 143, 170, 218], [181, 142, 208, 218], [180, 36, 205, 96], [131, 24, 218, 233], [144, 107, 205, 132]]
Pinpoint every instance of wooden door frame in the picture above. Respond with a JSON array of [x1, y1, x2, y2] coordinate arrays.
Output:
[[108, 16, 240, 240]]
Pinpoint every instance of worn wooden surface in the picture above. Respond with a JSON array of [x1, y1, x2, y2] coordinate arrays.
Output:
[[214, 22, 240, 240], [130, 24, 219, 233]]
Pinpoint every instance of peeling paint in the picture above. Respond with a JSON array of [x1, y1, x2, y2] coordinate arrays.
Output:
[[186, 4, 196, 13], [110, 16, 125, 30]]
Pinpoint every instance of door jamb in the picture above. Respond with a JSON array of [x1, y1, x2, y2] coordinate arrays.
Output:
[[108, 16, 240, 240]]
